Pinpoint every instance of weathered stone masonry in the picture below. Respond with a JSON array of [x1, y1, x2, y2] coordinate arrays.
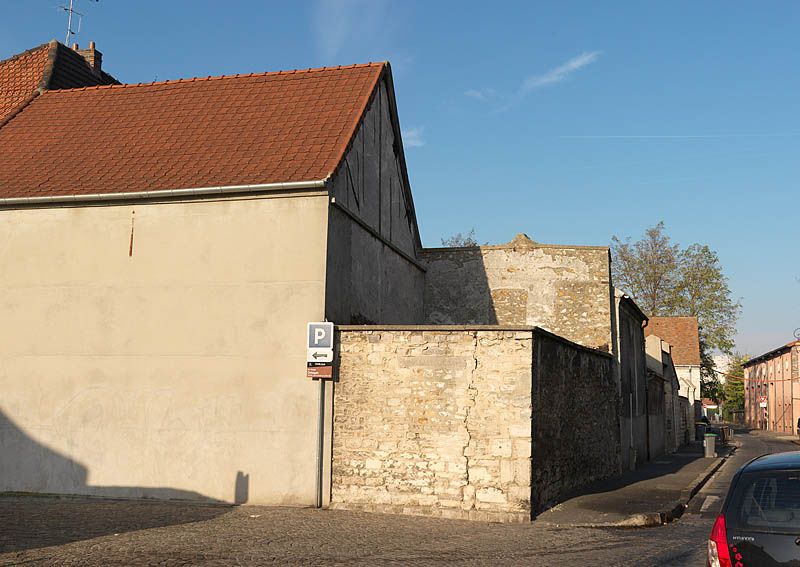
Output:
[[331, 326, 619, 522], [530, 329, 620, 512], [421, 235, 613, 352], [332, 327, 533, 522]]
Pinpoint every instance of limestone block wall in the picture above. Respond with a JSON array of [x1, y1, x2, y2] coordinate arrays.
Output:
[[331, 325, 621, 522], [332, 327, 534, 522], [530, 329, 620, 512], [421, 234, 613, 351]]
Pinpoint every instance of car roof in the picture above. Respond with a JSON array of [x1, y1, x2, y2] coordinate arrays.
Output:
[[743, 451, 800, 472]]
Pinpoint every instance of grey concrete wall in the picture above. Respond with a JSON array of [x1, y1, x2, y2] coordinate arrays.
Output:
[[325, 78, 424, 325], [530, 329, 620, 512], [422, 234, 613, 351], [0, 194, 329, 504]]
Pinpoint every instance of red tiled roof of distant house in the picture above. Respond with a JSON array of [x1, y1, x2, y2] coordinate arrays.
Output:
[[0, 41, 118, 125], [0, 63, 385, 198], [645, 316, 702, 366], [0, 44, 50, 122]]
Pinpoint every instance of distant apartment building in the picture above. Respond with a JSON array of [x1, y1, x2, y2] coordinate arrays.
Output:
[[743, 341, 800, 433]]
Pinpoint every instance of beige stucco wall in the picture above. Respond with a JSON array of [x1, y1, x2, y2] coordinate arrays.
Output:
[[0, 193, 329, 504]]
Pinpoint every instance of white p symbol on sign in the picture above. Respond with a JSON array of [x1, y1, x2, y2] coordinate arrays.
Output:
[[308, 322, 333, 349]]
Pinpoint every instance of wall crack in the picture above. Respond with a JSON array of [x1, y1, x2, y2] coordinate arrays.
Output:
[[461, 331, 479, 511]]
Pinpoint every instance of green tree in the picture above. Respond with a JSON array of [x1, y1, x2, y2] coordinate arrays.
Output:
[[721, 353, 748, 419], [674, 244, 738, 354], [611, 222, 742, 396], [611, 222, 680, 315]]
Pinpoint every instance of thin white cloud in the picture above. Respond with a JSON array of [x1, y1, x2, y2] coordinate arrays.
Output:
[[402, 127, 425, 148], [521, 51, 600, 93], [560, 133, 800, 139], [466, 51, 601, 111], [464, 88, 499, 101], [311, 0, 390, 62]]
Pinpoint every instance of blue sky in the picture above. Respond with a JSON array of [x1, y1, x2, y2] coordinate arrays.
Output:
[[3, 1, 799, 356]]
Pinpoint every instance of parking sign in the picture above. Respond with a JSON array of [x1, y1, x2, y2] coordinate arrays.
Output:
[[307, 322, 334, 379]]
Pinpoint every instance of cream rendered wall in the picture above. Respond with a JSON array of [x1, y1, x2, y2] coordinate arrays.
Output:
[[0, 193, 329, 504], [675, 366, 700, 404]]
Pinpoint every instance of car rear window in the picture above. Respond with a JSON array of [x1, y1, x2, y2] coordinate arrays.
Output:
[[727, 470, 800, 533]]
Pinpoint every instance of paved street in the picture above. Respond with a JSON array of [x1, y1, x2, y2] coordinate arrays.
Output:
[[0, 429, 795, 566]]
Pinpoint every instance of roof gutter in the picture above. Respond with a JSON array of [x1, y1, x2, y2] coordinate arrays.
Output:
[[0, 179, 328, 207]]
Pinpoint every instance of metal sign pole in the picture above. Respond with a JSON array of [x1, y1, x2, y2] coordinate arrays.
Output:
[[307, 321, 334, 509], [315, 376, 325, 508]]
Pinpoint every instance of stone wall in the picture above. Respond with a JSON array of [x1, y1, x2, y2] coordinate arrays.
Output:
[[530, 329, 619, 512], [332, 327, 534, 522], [421, 234, 613, 351], [331, 325, 620, 522]]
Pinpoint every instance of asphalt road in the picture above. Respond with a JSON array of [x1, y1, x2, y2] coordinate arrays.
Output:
[[0, 430, 795, 566]]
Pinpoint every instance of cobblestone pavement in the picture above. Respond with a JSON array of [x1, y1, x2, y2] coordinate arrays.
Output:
[[0, 496, 693, 566], [0, 431, 794, 566]]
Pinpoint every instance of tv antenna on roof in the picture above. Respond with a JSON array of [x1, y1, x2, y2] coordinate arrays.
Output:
[[58, 0, 99, 46]]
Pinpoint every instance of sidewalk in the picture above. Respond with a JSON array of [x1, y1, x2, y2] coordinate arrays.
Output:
[[750, 428, 800, 447], [533, 440, 735, 528]]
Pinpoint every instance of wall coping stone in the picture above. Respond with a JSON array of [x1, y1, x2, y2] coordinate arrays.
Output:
[[531, 327, 614, 359], [337, 324, 535, 331], [336, 324, 613, 359], [420, 243, 610, 253]]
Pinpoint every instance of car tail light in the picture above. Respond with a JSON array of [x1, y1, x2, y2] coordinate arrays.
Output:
[[707, 514, 732, 567]]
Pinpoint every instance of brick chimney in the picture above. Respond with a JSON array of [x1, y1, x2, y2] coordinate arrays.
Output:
[[76, 41, 103, 73]]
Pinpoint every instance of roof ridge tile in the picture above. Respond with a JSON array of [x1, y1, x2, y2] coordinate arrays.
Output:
[[37, 62, 386, 94], [0, 42, 52, 67], [0, 57, 388, 201]]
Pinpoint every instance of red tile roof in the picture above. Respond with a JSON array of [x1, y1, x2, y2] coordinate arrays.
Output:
[[0, 44, 49, 122], [645, 316, 702, 366], [0, 63, 385, 199], [0, 41, 117, 125]]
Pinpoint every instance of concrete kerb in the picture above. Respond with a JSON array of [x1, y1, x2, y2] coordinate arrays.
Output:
[[626, 444, 738, 529], [547, 444, 738, 530]]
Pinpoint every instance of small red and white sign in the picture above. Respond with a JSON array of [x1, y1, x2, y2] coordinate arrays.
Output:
[[759, 395, 767, 408]]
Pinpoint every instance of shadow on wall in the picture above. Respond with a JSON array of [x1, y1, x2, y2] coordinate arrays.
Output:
[[423, 246, 498, 325], [0, 410, 244, 553]]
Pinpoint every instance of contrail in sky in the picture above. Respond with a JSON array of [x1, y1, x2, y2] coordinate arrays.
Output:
[[559, 133, 800, 139]]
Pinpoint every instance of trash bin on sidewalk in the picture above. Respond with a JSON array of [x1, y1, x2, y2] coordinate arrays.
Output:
[[720, 426, 732, 445], [704, 433, 717, 458], [695, 423, 707, 441]]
